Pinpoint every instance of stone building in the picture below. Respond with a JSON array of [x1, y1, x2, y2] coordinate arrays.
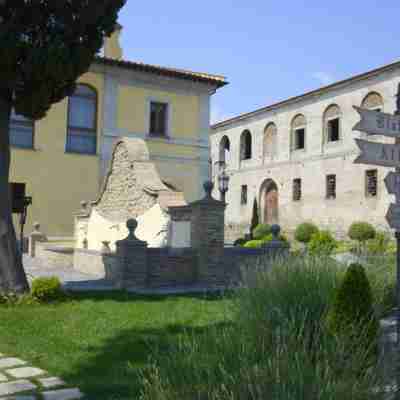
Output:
[[211, 60, 400, 242]]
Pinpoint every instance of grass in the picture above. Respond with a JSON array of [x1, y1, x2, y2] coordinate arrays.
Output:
[[0, 253, 396, 400], [139, 255, 389, 400], [0, 291, 233, 400]]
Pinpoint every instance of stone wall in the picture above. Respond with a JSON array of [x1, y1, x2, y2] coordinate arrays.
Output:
[[72, 244, 281, 290], [147, 249, 197, 288], [95, 140, 157, 222]]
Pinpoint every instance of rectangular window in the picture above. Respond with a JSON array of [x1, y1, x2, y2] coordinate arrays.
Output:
[[366, 169, 377, 197], [327, 118, 340, 142], [294, 128, 305, 150], [326, 175, 336, 199], [66, 85, 97, 155], [150, 102, 168, 136], [241, 185, 248, 205], [9, 182, 26, 213], [293, 178, 302, 201], [9, 109, 34, 149]]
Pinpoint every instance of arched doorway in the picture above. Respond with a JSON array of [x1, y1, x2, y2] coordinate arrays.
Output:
[[259, 179, 279, 225]]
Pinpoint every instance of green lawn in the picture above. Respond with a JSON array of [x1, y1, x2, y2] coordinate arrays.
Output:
[[0, 291, 233, 400]]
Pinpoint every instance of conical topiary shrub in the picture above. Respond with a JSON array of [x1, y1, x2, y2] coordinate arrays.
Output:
[[326, 263, 378, 348]]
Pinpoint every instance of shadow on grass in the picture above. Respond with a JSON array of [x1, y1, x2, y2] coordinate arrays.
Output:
[[61, 320, 233, 400], [65, 289, 237, 303]]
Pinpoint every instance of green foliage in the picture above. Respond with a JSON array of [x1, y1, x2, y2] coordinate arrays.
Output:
[[294, 222, 319, 244], [348, 222, 376, 243], [233, 238, 247, 247], [244, 240, 263, 248], [252, 224, 272, 240], [326, 263, 379, 347], [308, 230, 337, 256], [139, 257, 382, 399], [250, 199, 259, 238], [0, 292, 37, 306], [31, 277, 63, 302], [243, 233, 288, 249], [366, 231, 390, 255], [0, 0, 126, 119]]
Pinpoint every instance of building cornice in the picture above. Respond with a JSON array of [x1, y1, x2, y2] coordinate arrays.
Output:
[[93, 56, 228, 89], [212, 59, 400, 131]]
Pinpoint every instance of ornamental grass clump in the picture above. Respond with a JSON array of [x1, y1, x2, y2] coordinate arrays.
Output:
[[138, 256, 383, 400], [366, 231, 391, 256]]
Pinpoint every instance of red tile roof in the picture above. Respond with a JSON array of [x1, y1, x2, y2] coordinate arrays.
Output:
[[94, 56, 228, 88]]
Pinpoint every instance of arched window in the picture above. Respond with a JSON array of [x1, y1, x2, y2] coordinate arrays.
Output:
[[361, 92, 384, 112], [291, 114, 306, 151], [323, 104, 342, 143], [9, 109, 34, 149], [66, 84, 98, 154], [263, 122, 277, 159], [240, 130, 252, 160], [219, 135, 230, 165]]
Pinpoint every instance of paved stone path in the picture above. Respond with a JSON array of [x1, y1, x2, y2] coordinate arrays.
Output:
[[0, 353, 83, 399], [23, 255, 114, 292]]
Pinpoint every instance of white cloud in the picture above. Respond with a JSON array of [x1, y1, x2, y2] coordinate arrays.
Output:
[[313, 71, 335, 86]]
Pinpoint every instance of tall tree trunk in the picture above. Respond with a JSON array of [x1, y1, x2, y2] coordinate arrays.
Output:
[[0, 90, 29, 294]]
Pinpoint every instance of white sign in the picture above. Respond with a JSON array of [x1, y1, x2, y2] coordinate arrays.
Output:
[[354, 139, 400, 168], [385, 172, 400, 200], [386, 203, 400, 230], [353, 106, 400, 137]]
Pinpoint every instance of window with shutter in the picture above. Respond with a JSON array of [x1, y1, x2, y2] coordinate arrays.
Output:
[[326, 175, 336, 199]]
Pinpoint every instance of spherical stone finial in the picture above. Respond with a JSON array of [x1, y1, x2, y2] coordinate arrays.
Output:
[[271, 224, 281, 239], [127, 218, 138, 231], [80, 200, 88, 210], [203, 181, 214, 198], [33, 222, 40, 231]]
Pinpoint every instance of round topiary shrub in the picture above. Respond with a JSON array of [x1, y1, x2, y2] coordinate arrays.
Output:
[[252, 224, 272, 240], [308, 230, 337, 256], [244, 240, 264, 248], [31, 277, 63, 302], [348, 222, 376, 243], [294, 222, 319, 244], [326, 263, 378, 346]]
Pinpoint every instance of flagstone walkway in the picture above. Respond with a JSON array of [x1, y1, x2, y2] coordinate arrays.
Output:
[[0, 353, 83, 400]]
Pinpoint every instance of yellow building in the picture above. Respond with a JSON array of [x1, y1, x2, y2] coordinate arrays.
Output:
[[10, 25, 227, 239]]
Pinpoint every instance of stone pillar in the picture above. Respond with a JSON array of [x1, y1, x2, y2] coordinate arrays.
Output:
[[115, 219, 148, 290], [29, 222, 47, 258], [190, 181, 226, 287], [74, 200, 91, 249]]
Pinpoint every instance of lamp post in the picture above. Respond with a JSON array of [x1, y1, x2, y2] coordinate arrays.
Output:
[[214, 161, 230, 203]]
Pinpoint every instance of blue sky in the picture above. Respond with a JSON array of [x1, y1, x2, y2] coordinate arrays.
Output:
[[118, 1, 400, 124]]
